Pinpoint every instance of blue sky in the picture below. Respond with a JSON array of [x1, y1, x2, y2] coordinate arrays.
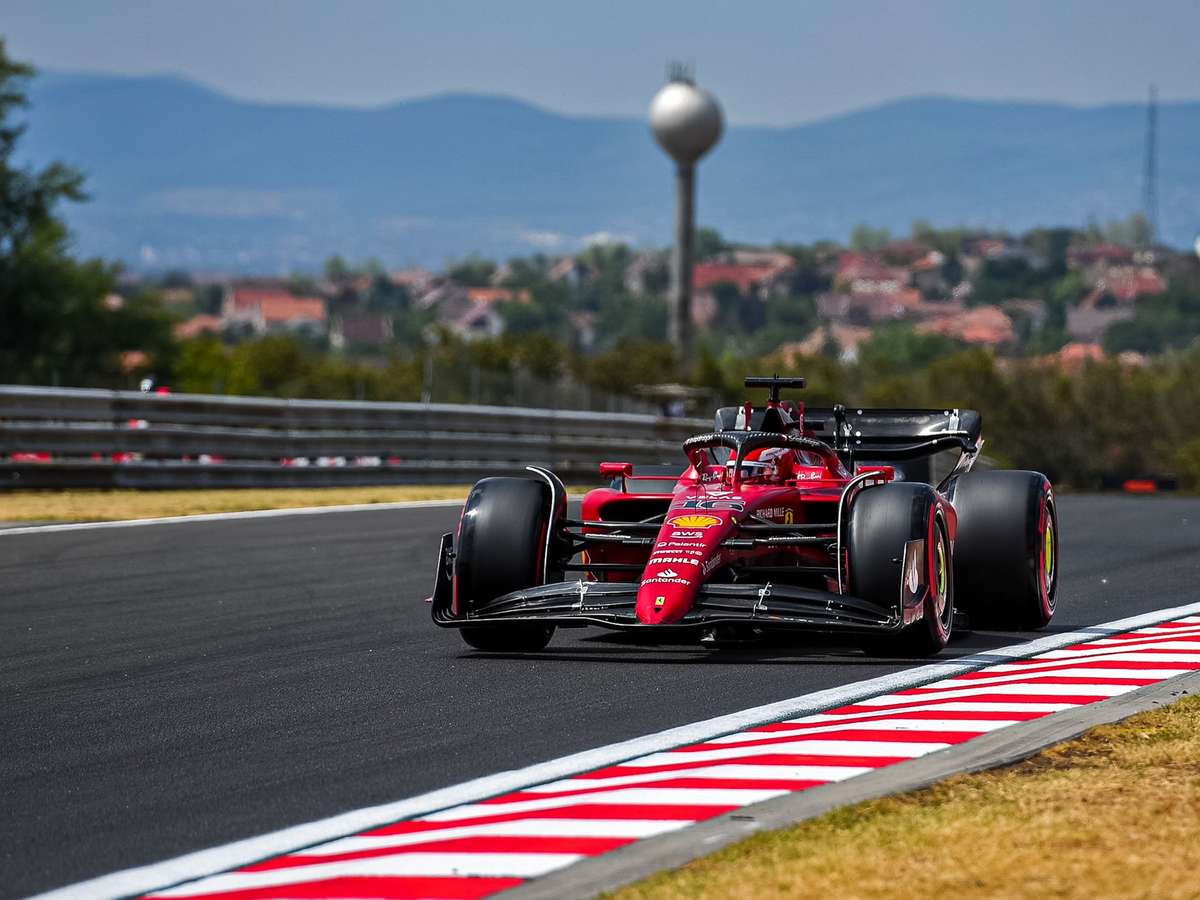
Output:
[[3, 0, 1199, 124]]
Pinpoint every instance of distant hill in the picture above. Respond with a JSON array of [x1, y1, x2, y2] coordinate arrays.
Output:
[[17, 71, 1200, 270]]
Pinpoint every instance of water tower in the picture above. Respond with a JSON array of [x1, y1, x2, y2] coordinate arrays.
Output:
[[650, 65, 723, 359]]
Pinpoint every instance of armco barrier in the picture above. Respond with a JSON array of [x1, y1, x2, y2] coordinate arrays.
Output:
[[0, 386, 707, 489]]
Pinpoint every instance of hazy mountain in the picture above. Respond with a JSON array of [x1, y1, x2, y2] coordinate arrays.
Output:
[[18, 71, 1200, 271]]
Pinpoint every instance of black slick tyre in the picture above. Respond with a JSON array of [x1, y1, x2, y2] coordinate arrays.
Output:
[[850, 482, 954, 657], [952, 470, 1057, 630], [455, 476, 557, 652]]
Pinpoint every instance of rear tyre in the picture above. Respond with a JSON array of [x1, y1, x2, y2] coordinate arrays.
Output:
[[455, 476, 557, 652], [849, 483, 954, 657], [952, 470, 1057, 630]]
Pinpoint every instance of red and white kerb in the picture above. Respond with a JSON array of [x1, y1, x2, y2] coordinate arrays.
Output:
[[146, 616, 1200, 900]]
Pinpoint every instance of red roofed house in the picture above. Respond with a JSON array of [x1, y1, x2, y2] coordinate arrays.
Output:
[[466, 287, 530, 305], [879, 239, 932, 265], [388, 268, 436, 301], [1041, 341, 1107, 374], [329, 314, 395, 350], [782, 322, 873, 364], [1091, 266, 1166, 303], [448, 300, 505, 339], [816, 288, 925, 324], [1067, 243, 1134, 271], [1067, 267, 1165, 342], [175, 314, 223, 340], [834, 252, 910, 295], [691, 259, 795, 327], [693, 263, 782, 294], [917, 305, 1015, 347], [549, 257, 594, 289], [221, 287, 327, 336]]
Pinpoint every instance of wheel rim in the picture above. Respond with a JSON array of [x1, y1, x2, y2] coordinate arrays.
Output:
[[1040, 512, 1057, 609], [932, 526, 951, 633]]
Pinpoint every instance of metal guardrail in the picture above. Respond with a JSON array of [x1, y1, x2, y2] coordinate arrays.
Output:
[[0, 386, 706, 489]]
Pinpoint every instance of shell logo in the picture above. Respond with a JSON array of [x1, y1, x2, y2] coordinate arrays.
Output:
[[668, 514, 721, 528]]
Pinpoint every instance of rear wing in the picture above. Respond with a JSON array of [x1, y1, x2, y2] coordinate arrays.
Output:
[[803, 407, 981, 455], [710, 404, 981, 484], [803, 407, 981, 488], [803, 407, 981, 487]]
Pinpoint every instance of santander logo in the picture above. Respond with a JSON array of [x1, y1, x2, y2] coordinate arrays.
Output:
[[659, 568, 681, 578]]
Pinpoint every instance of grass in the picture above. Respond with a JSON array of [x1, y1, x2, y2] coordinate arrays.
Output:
[[0, 486, 473, 523], [612, 694, 1200, 900]]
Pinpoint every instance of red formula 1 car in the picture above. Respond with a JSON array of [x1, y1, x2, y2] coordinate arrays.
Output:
[[429, 376, 1058, 656]]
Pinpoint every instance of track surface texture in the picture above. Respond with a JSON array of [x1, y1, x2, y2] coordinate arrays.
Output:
[[3, 494, 1198, 896]]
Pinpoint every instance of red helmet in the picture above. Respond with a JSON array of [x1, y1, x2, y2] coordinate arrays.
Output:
[[727, 445, 796, 482]]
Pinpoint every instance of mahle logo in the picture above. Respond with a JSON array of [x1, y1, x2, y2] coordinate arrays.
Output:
[[667, 514, 721, 528]]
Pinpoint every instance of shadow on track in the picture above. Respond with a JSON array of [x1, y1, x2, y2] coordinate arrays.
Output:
[[452, 626, 1048, 666]]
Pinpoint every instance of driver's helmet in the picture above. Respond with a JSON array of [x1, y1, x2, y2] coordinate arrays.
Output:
[[726, 445, 795, 482]]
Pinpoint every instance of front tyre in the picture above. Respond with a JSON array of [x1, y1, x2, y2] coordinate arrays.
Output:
[[850, 482, 954, 657], [455, 476, 557, 652]]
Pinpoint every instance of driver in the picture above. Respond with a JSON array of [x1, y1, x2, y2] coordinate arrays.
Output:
[[726, 445, 797, 482]]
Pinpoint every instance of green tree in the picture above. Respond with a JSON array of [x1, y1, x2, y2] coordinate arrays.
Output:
[[323, 254, 352, 282], [1102, 213, 1153, 248], [850, 223, 891, 252], [174, 336, 230, 394], [0, 41, 171, 385], [694, 227, 727, 262], [856, 325, 961, 377], [447, 255, 496, 287]]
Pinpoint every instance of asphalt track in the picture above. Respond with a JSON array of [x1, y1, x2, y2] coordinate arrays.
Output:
[[3, 494, 1200, 897]]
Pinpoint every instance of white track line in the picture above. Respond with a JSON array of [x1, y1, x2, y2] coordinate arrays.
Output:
[[0, 498, 466, 536], [32, 599, 1200, 900]]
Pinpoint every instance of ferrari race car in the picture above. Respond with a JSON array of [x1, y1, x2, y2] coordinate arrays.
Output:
[[429, 376, 1058, 656]]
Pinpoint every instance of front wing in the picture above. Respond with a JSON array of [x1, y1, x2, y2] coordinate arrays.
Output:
[[428, 532, 906, 634]]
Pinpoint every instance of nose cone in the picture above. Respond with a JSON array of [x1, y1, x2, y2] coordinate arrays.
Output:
[[636, 575, 694, 624], [636, 511, 730, 624]]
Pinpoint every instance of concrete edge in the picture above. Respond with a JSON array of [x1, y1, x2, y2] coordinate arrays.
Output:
[[503, 669, 1200, 900]]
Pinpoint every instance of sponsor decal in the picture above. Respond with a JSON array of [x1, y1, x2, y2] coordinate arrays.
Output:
[[701, 555, 722, 576], [642, 575, 690, 586], [758, 506, 796, 524], [795, 469, 823, 481], [648, 556, 700, 567], [669, 530, 706, 539], [658, 568, 681, 578], [654, 595, 666, 609], [667, 515, 721, 528], [673, 498, 746, 512], [659, 542, 706, 550]]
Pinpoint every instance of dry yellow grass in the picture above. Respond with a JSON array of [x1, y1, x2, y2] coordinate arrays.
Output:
[[0, 486, 472, 522], [613, 695, 1200, 900]]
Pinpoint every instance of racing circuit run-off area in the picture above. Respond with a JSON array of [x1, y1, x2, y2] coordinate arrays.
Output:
[[117, 614, 1200, 898]]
